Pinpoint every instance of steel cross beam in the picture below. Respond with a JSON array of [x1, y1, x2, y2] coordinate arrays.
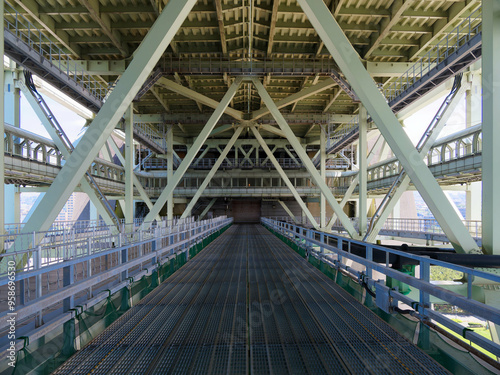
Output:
[[181, 127, 243, 219], [252, 78, 336, 121], [251, 126, 319, 229], [278, 200, 299, 225], [365, 82, 470, 244], [14, 0, 197, 248], [199, 198, 217, 220], [18, 79, 118, 228], [258, 124, 286, 138], [141, 78, 243, 227], [107, 137, 162, 222], [252, 78, 357, 237], [157, 77, 243, 121], [298, 0, 479, 253]]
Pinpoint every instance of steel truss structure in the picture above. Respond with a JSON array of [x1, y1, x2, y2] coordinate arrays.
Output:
[[1, 0, 500, 372]]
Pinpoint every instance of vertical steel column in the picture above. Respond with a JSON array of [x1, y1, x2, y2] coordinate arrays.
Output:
[[298, 0, 478, 253], [4, 70, 20, 225], [358, 105, 367, 236], [16, 0, 198, 246], [125, 105, 134, 224], [63, 265, 74, 312], [107, 137, 162, 222], [167, 126, 174, 222], [482, 0, 500, 255], [0, 0, 3, 241], [320, 125, 326, 228]]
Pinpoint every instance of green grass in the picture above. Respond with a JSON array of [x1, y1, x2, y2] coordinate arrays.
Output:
[[436, 323, 497, 360]]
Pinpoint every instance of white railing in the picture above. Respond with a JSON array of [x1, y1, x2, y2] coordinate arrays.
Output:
[[0, 216, 231, 311], [383, 7, 482, 103], [326, 115, 359, 150], [268, 215, 482, 243], [4, 1, 108, 102], [262, 218, 500, 362]]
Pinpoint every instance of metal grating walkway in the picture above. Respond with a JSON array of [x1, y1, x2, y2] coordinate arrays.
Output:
[[53, 225, 450, 374]]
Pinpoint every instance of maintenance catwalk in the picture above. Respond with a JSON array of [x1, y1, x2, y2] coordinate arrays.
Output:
[[53, 225, 449, 374]]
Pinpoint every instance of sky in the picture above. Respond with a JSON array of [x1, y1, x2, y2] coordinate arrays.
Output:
[[19, 91, 87, 143], [404, 92, 468, 144]]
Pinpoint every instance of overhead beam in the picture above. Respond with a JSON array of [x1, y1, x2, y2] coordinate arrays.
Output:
[[298, 0, 479, 253], [209, 124, 235, 137], [364, 0, 415, 58], [291, 77, 309, 112], [181, 127, 243, 219], [252, 78, 336, 120], [366, 61, 413, 78], [11, 0, 80, 56], [253, 78, 357, 237], [258, 124, 286, 138], [150, 86, 170, 112], [408, 2, 479, 60], [80, 0, 129, 56], [251, 126, 319, 229], [267, 0, 280, 56], [15, 0, 197, 247], [157, 77, 243, 120], [141, 78, 242, 226], [214, 0, 228, 55], [323, 89, 341, 112]]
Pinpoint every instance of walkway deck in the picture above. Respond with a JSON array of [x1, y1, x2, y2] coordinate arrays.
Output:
[[53, 224, 449, 374]]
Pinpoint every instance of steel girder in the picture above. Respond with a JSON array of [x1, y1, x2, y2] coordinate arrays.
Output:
[[482, 1, 500, 255], [141, 78, 243, 226], [181, 126, 243, 220], [252, 78, 357, 237], [297, 0, 479, 253], [251, 125, 319, 229], [365, 81, 470, 243], [13, 0, 198, 249]]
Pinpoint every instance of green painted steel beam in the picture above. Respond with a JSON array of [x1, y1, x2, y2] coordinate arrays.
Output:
[[251, 125, 319, 229], [124, 105, 134, 223], [252, 78, 357, 237], [297, 0, 479, 253], [358, 105, 368, 236], [14, 0, 197, 248], [365, 82, 470, 243], [181, 127, 243, 219], [141, 78, 242, 226], [199, 198, 217, 220], [482, 0, 500, 255]]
